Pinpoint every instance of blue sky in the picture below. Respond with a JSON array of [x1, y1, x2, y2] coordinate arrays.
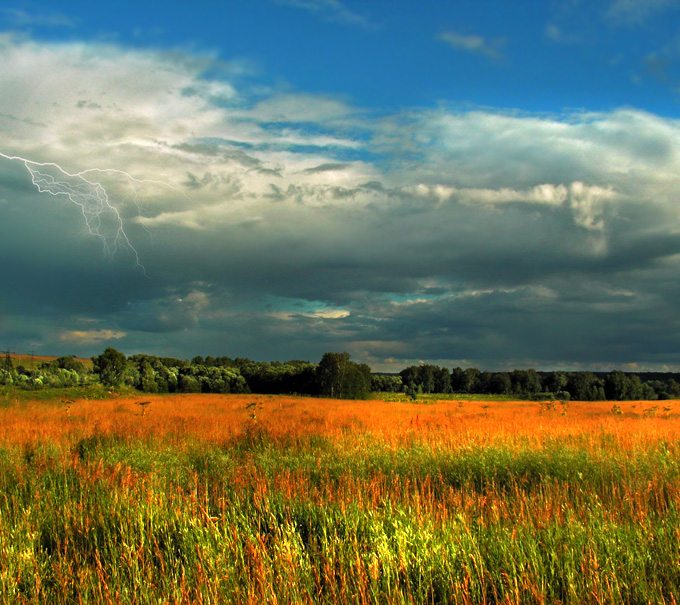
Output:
[[9, 0, 678, 114], [1, 0, 680, 371]]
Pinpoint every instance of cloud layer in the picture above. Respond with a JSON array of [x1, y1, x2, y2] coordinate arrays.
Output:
[[2, 35, 680, 370]]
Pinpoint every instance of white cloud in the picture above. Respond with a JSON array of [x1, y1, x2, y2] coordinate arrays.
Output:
[[568, 182, 617, 230], [250, 93, 356, 123], [1, 8, 76, 28], [438, 31, 505, 59], [606, 0, 679, 25], [461, 183, 569, 206], [275, 0, 375, 28], [544, 23, 582, 44], [311, 309, 350, 319], [4, 35, 680, 368], [433, 182, 617, 230], [382, 108, 680, 192], [0, 35, 378, 235], [268, 308, 349, 320], [60, 329, 126, 344], [2, 36, 679, 247]]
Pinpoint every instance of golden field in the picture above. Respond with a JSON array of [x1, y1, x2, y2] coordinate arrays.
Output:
[[2, 393, 680, 604], [1, 392, 677, 447]]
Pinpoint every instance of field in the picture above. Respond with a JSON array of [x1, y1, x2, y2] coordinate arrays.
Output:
[[1, 393, 680, 604], [7, 353, 94, 372]]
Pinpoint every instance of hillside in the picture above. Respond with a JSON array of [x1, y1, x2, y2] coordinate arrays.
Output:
[[7, 353, 93, 372]]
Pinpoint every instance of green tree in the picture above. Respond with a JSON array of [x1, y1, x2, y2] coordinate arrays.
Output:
[[475, 371, 493, 394], [544, 371, 568, 395], [41, 355, 85, 373], [464, 368, 481, 393], [317, 352, 371, 399], [0, 352, 16, 385], [371, 374, 403, 393], [399, 366, 420, 393], [178, 374, 201, 393], [604, 371, 643, 401], [433, 366, 452, 393], [139, 361, 158, 393], [510, 369, 541, 396], [92, 347, 127, 387], [566, 372, 605, 401], [450, 367, 467, 392], [490, 372, 512, 395]]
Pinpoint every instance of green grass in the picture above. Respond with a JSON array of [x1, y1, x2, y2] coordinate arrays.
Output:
[[0, 384, 136, 406], [1, 428, 680, 604]]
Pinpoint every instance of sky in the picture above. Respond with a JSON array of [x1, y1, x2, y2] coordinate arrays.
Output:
[[1, 0, 680, 372]]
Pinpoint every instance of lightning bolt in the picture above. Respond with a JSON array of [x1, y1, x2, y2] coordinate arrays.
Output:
[[0, 152, 187, 274]]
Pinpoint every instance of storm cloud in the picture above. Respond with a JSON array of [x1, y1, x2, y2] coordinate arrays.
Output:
[[1, 34, 680, 371]]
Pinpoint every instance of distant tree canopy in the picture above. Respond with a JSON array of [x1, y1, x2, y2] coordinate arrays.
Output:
[[317, 352, 371, 400], [400, 365, 452, 396], [371, 374, 403, 393], [40, 355, 85, 374], [604, 371, 644, 401], [68, 347, 680, 402], [566, 372, 605, 401], [89, 348, 369, 399]]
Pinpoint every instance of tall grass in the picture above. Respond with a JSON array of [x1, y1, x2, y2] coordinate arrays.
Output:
[[0, 394, 679, 603]]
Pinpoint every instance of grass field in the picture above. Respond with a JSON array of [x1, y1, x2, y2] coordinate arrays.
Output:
[[1, 393, 679, 604], [7, 353, 94, 372]]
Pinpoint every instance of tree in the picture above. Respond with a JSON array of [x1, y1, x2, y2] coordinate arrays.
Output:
[[400, 365, 453, 394], [318, 352, 350, 398], [604, 371, 643, 401], [490, 372, 512, 395], [419, 366, 436, 394], [92, 347, 127, 387], [464, 368, 481, 393], [371, 374, 403, 393], [544, 371, 568, 395], [399, 366, 420, 393], [41, 355, 85, 374], [139, 361, 159, 393], [450, 367, 467, 392], [475, 371, 493, 394], [1, 352, 16, 385], [317, 352, 371, 399], [510, 369, 541, 396], [178, 374, 201, 393], [649, 379, 680, 400], [566, 372, 605, 401], [433, 366, 452, 393]]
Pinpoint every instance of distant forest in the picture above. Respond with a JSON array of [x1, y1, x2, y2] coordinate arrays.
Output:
[[3, 347, 680, 402]]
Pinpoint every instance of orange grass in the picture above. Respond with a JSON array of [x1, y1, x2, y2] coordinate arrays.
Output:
[[3, 394, 680, 604], [1, 393, 678, 450]]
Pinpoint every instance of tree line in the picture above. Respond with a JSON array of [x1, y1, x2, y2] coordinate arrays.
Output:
[[4, 348, 680, 401], [91, 348, 371, 399], [378, 364, 680, 401]]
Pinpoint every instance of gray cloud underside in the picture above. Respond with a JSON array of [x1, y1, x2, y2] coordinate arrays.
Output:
[[1, 36, 680, 370]]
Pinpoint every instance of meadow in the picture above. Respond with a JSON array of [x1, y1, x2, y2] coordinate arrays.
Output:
[[1, 392, 679, 604]]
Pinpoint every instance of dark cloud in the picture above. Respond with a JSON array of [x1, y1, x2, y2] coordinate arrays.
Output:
[[76, 100, 102, 110], [2, 38, 680, 370]]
